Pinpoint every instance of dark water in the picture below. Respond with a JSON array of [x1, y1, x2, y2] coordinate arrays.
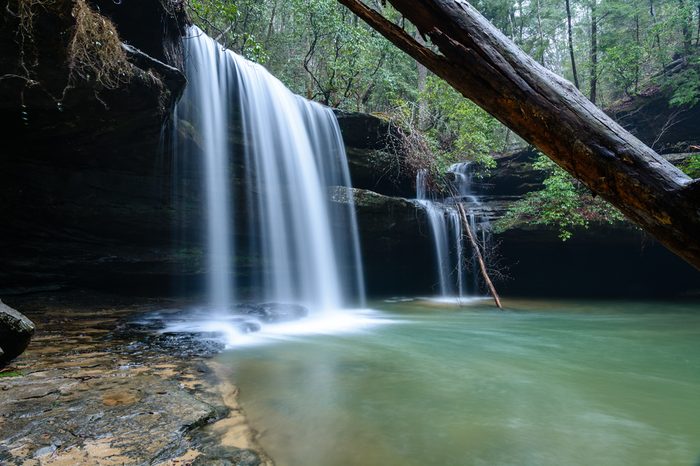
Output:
[[218, 299, 700, 466]]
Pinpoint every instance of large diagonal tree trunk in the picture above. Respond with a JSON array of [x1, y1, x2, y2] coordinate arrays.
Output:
[[338, 0, 700, 270]]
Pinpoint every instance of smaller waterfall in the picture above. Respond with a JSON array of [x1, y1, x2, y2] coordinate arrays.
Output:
[[448, 162, 493, 295], [447, 162, 492, 260], [416, 170, 465, 297], [416, 163, 492, 298]]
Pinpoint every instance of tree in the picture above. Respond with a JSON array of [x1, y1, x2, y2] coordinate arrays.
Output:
[[337, 0, 700, 270], [565, 0, 580, 89], [590, 0, 598, 103], [496, 155, 625, 240]]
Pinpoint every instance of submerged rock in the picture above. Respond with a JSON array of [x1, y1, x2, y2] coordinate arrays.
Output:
[[192, 447, 262, 466], [0, 300, 35, 367], [241, 303, 309, 323]]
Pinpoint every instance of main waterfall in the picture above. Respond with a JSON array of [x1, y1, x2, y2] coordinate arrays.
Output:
[[175, 27, 364, 316]]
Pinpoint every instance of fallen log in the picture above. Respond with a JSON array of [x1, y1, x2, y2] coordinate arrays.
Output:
[[455, 203, 503, 309], [338, 0, 700, 270]]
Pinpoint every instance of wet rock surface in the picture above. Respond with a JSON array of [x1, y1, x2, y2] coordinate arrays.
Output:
[[241, 303, 309, 323], [0, 292, 269, 466], [114, 302, 312, 354], [331, 187, 437, 296], [335, 110, 416, 198], [0, 300, 35, 367], [192, 447, 262, 466]]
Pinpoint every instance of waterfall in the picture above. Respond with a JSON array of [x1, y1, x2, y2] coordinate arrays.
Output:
[[416, 162, 491, 298], [175, 28, 235, 311], [447, 162, 492, 296], [175, 26, 364, 314], [416, 169, 464, 297]]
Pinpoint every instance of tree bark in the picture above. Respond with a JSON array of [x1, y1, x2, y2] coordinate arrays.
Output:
[[589, 0, 598, 104], [696, 3, 700, 47], [415, 30, 429, 128], [337, 0, 700, 271], [565, 0, 580, 89]]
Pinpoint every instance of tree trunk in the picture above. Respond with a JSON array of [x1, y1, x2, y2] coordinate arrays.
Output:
[[565, 0, 580, 89], [634, 13, 640, 94], [517, 0, 524, 45], [649, 0, 665, 65], [415, 31, 429, 129], [590, 0, 598, 104], [264, 0, 278, 50], [535, 0, 546, 65], [336, 0, 700, 271], [456, 203, 503, 309], [696, 3, 700, 47], [679, 0, 693, 56]]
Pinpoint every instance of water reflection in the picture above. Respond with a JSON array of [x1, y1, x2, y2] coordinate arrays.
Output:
[[221, 300, 700, 466]]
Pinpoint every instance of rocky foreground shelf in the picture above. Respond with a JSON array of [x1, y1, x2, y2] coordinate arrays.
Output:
[[0, 293, 270, 466]]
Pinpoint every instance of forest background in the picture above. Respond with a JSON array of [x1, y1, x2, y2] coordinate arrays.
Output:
[[189, 0, 700, 238]]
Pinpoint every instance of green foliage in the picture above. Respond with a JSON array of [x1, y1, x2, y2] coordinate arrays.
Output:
[[600, 44, 644, 95], [668, 67, 700, 107], [680, 154, 700, 177], [378, 77, 505, 188], [421, 76, 502, 174], [187, 0, 268, 62], [495, 155, 626, 240], [189, 0, 238, 25], [184, 0, 699, 237], [185, 0, 700, 112]]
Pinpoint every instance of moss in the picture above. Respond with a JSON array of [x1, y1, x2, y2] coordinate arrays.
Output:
[[67, 0, 134, 89], [680, 154, 700, 178], [8, 0, 136, 90], [0, 370, 23, 378]]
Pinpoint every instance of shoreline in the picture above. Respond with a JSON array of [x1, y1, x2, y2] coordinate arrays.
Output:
[[0, 291, 271, 465], [205, 360, 274, 466]]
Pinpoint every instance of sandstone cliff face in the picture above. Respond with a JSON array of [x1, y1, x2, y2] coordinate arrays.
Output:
[[337, 115, 699, 298], [448, 149, 698, 298], [330, 187, 435, 296], [607, 83, 700, 154], [0, 3, 696, 299], [333, 110, 416, 198], [0, 0, 190, 295]]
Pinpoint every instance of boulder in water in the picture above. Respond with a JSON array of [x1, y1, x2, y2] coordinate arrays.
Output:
[[243, 303, 309, 323], [0, 300, 35, 367]]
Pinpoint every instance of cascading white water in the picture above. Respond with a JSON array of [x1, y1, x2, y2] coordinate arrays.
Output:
[[416, 169, 463, 297], [175, 28, 235, 311], [416, 162, 491, 298], [448, 162, 492, 295], [175, 26, 364, 315], [447, 162, 492, 263], [448, 210, 465, 297]]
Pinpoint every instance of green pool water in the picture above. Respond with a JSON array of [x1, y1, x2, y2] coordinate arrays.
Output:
[[218, 299, 700, 466]]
